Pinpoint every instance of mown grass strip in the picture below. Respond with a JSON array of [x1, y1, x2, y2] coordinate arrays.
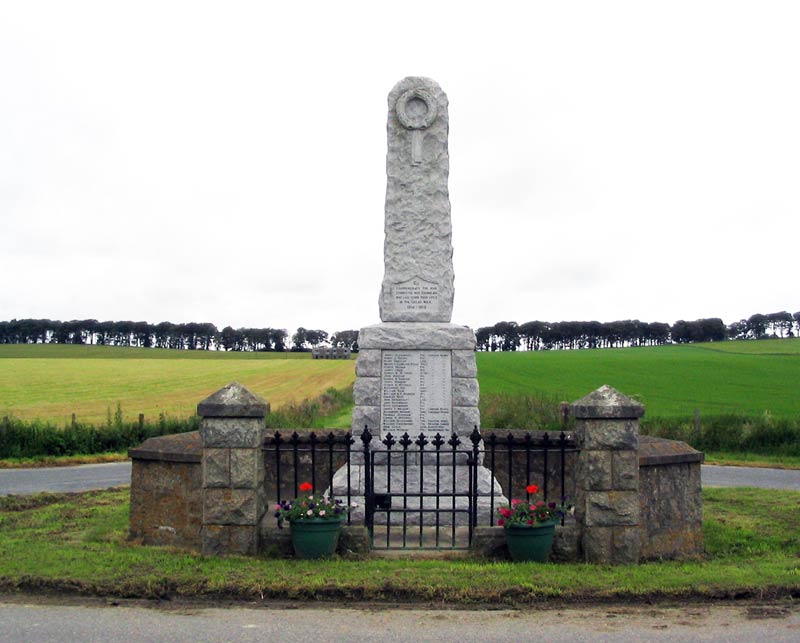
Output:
[[0, 488, 797, 604]]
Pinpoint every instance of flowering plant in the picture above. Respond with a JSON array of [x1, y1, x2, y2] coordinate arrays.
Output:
[[275, 482, 354, 527], [496, 484, 570, 527]]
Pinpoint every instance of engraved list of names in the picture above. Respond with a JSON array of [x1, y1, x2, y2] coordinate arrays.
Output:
[[381, 351, 451, 436]]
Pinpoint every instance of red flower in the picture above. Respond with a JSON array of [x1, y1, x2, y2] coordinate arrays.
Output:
[[500, 507, 513, 518], [526, 484, 539, 494], [536, 500, 544, 507], [498, 518, 505, 526], [511, 498, 522, 506], [299, 482, 313, 492], [527, 520, 533, 525]]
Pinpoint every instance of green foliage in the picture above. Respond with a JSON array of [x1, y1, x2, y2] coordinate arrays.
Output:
[[0, 412, 199, 459], [495, 488, 569, 526], [480, 392, 567, 431], [275, 482, 353, 524], [264, 387, 353, 429], [642, 413, 800, 457]]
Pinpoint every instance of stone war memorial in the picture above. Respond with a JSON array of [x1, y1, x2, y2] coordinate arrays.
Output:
[[129, 77, 704, 563]]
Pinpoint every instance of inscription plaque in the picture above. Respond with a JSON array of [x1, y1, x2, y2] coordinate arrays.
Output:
[[391, 278, 440, 314], [381, 350, 451, 436]]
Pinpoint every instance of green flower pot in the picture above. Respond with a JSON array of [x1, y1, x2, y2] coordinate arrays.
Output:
[[505, 520, 557, 562], [290, 518, 343, 559]]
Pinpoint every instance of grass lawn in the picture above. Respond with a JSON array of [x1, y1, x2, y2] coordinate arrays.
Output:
[[0, 487, 797, 604]]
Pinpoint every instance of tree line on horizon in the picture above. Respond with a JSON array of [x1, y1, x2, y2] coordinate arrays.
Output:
[[476, 311, 800, 351], [0, 319, 358, 352], [0, 310, 797, 353]]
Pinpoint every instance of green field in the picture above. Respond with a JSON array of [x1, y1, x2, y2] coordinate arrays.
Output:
[[477, 339, 800, 418], [1, 339, 798, 423], [0, 345, 353, 424]]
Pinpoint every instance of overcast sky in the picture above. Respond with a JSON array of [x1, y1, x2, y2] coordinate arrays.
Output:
[[1, 1, 798, 337]]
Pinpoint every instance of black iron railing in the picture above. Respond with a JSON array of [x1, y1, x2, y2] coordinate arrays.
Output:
[[263, 427, 578, 549]]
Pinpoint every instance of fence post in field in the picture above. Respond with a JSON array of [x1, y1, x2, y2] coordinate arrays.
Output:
[[571, 385, 643, 565], [71, 413, 76, 429], [693, 408, 701, 443], [197, 382, 271, 556], [138, 413, 145, 433]]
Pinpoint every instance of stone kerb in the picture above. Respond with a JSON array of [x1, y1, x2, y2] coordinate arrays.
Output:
[[198, 382, 269, 556], [571, 385, 644, 565]]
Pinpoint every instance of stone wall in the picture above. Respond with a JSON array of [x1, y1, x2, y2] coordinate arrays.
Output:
[[128, 431, 202, 549], [639, 435, 704, 559], [128, 423, 703, 561]]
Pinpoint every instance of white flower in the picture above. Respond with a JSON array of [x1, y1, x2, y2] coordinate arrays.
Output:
[[351, 502, 358, 508], [319, 510, 326, 516], [306, 509, 313, 516]]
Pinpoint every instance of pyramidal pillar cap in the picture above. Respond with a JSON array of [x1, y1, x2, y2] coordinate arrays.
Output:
[[197, 382, 270, 418], [569, 385, 645, 419]]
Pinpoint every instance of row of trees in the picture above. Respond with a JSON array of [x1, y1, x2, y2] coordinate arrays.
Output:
[[476, 311, 800, 351], [0, 319, 360, 352], [1, 310, 797, 353]]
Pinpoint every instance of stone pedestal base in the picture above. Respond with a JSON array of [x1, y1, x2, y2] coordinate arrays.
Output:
[[331, 463, 506, 526]]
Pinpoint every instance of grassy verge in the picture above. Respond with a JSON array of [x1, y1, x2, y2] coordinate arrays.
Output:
[[0, 487, 797, 604]]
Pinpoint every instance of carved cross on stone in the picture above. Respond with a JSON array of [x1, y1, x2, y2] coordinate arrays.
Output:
[[379, 77, 455, 323]]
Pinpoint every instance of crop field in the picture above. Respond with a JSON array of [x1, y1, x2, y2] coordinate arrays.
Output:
[[1, 339, 798, 423], [0, 345, 353, 424], [477, 339, 800, 418]]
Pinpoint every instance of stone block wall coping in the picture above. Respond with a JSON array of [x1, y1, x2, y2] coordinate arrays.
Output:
[[197, 382, 270, 418], [638, 436, 704, 467], [128, 432, 202, 463], [358, 323, 476, 350], [570, 385, 645, 419], [128, 430, 701, 470]]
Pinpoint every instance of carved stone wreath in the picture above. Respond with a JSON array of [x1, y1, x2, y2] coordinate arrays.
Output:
[[395, 88, 438, 130]]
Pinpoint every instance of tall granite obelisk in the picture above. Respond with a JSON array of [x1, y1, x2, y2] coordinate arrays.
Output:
[[352, 77, 481, 442], [342, 77, 504, 525]]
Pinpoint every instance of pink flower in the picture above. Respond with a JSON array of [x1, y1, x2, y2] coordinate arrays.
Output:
[[497, 518, 505, 526], [537, 500, 544, 507], [500, 508, 513, 518], [319, 510, 326, 516], [306, 509, 313, 516], [511, 499, 522, 506]]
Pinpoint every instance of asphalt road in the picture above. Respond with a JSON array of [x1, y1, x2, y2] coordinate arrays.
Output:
[[1, 462, 799, 496], [0, 462, 132, 495], [0, 601, 797, 643], [701, 464, 800, 491]]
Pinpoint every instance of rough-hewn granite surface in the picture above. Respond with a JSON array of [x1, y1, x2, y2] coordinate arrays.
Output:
[[379, 77, 453, 323], [128, 432, 201, 548], [128, 431, 703, 560], [639, 435, 704, 559]]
